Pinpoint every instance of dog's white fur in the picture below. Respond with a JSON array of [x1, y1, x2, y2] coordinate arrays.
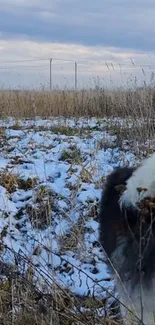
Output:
[[116, 277, 155, 324], [120, 153, 155, 208]]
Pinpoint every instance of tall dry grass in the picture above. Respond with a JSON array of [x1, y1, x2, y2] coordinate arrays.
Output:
[[1, 85, 155, 154], [0, 85, 155, 119]]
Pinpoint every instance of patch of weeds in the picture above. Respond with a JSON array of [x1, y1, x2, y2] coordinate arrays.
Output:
[[26, 203, 51, 230], [0, 226, 8, 251], [95, 175, 106, 189], [78, 295, 106, 309], [0, 256, 118, 325], [73, 296, 121, 324], [59, 222, 85, 254], [67, 182, 79, 192], [10, 120, 21, 130], [96, 138, 116, 151], [35, 185, 53, 202], [18, 177, 38, 190], [35, 125, 50, 132], [80, 169, 92, 183], [0, 127, 6, 144], [148, 147, 155, 154], [106, 124, 120, 135], [107, 124, 139, 148], [26, 186, 54, 229], [0, 172, 19, 193], [15, 208, 25, 220], [0, 172, 38, 193], [89, 125, 102, 131], [0, 274, 55, 325], [51, 125, 80, 136], [61, 145, 82, 164], [40, 144, 54, 151], [10, 156, 32, 165], [59, 232, 78, 254], [89, 204, 98, 220], [10, 156, 23, 165]]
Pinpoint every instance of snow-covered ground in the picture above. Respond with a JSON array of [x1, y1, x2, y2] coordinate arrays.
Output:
[[0, 117, 138, 319]]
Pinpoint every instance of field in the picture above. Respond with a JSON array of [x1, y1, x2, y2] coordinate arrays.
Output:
[[0, 87, 155, 324]]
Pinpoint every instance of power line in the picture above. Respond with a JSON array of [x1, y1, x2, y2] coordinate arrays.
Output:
[[0, 64, 49, 70], [0, 64, 155, 72], [0, 57, 83, 64], [0, 56, 154, 91], [0, 57, 154, 69], [0, 58, 49, 64]]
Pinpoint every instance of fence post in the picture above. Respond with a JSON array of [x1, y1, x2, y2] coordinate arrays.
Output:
[[50, 58, 52, 90], [75, 62, 77, 90]]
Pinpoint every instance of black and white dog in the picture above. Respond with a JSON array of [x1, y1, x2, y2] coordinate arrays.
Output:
[[99, 154, 155, 324]]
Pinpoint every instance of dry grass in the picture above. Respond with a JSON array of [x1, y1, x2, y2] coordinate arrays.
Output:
[[26, 186, 54, 229], [0, 256, 122, 325], [1, 86, 155, 155], [0, 171, 38, 193], [0, 86, 154, 119], [61, 146, 83, 164]]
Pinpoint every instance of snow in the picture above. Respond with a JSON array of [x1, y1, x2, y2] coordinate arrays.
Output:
[[0, 116, 139, 318]]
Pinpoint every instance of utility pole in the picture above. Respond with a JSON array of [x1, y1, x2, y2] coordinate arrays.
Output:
[[75, 62, 77, 90], [50, 58, 52, 90]]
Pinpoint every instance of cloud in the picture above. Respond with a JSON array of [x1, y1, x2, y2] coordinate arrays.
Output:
[[0, 39, 154, 89], [0, 0, 155, 51], [0, 1, 155, 88]]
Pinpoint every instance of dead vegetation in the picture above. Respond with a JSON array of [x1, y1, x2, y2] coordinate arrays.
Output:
[[0, 171, 38, 193], [61, 146, 82, 164], [0, 255, 121, 325], [26, 186, 54, 229], [1, 86, 155, 156], [0, 86, 154, 120]]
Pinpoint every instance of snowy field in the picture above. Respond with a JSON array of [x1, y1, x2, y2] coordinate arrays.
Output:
[[0, 116, 139, 323]]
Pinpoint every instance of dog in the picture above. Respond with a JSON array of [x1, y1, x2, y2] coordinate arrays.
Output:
[[99, 154, 155, 324]]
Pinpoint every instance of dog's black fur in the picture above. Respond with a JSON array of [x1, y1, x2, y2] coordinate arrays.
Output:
[[99, 166, 135, 257]]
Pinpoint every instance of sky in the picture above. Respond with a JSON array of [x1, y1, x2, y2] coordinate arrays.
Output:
[[0, 0, 155, 89]]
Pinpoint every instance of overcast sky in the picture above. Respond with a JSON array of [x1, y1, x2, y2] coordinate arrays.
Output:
[[0, 0, 155, 89]]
